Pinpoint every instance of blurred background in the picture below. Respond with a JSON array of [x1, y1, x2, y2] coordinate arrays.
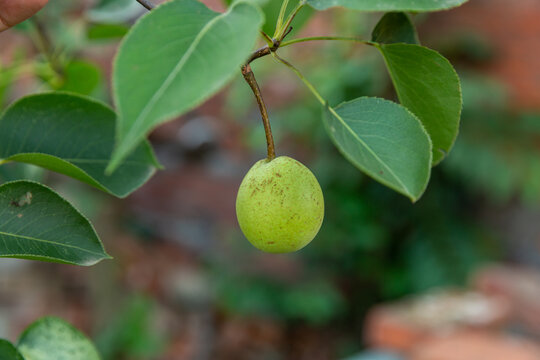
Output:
[[1, 0, 540, 359]]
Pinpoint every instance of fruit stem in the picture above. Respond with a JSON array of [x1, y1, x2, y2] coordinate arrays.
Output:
[[241, 64, 276, 161]]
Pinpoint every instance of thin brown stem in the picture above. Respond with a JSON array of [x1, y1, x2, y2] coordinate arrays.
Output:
[[241, 64, 276, 161], [240, 27, 295, 160], [136, 0, 155, 10], [246, 45, 273, 64], [281, 26, 294, 41]]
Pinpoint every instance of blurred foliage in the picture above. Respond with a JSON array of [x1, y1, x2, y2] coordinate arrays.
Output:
[[215, 269, 345, 325], [1, 0, 114, 110], [95, 296, 165, 360], [444, 74, 540, 205]]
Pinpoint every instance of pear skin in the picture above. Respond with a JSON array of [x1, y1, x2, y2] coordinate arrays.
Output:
[[236, 156, 324, 253]]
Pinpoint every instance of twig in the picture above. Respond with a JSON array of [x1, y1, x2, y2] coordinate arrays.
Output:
[[136, 0, 155, 10], [282, 26, 293, 40]]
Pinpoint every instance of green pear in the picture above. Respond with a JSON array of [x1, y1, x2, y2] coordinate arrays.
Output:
[[236, 156, 324, 253]]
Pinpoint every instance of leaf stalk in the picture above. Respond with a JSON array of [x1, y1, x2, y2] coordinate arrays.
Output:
[[280, 36, 373, 48]]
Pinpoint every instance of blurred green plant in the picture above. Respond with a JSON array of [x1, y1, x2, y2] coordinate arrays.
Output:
[[444, 74, 540, 205], [215, 269, 345, 325], [96, 296, 165, 360]]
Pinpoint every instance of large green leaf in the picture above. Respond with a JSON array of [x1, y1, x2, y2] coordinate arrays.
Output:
[[372, 12, 419, 45], [0, 340, 24, 360], [18, 317, 100, 360], [307, 0, 468, 11], [0, 181, 110, 266], [0, 93, 159, 198], [376, 44, 462, 164], [108, 0, 264, 172], [323, 97, 432, 201]]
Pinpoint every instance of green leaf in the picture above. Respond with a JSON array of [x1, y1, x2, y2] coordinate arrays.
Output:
[[376, 44, 462, 164], [87, 23, 129, 41], [0, 180, 110, 266], [372, 12, 419, 45], [57, 61, 102, 96], [323, 97, 432, 201], [18, 317, 101, 360], [0, 93, 159, 198], [307, 0, 468, 11], [0, 340, 24, 360], [109, 0, 264, 172]]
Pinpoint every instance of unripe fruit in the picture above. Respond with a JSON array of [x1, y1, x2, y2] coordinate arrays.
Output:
[[236, 156, 324, 253]]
